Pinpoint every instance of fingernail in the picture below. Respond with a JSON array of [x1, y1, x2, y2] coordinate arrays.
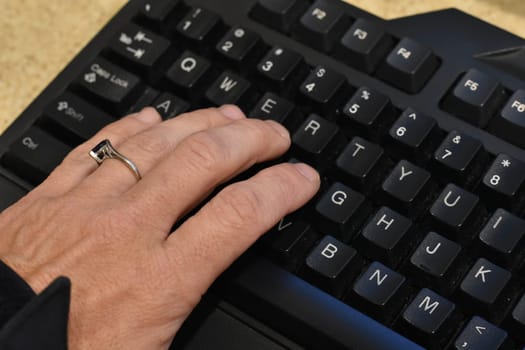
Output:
[[135, 107, 162, 123], [293, 163, 319, 183], [266, 120, 290, 139], [219, 105, 245, 120]]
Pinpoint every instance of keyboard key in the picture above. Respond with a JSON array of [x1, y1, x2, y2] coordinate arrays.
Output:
[[77, 57, 142, 114], [335, 137, 385, 192], [250, 0, 309, 33], [351, 262, 407, 322], [408, 232, 462, 292], [336, 18, 394, 73], [340, 87, 392, 139], [314, 182, 367, 241], [442, 69, 506, 127], [165, 50, 211, 99], [429, 184, 481, 239], [109, 23, 170, 68], [388, 108, 439, 161], [0, 175, 26, 212], [293, 0, 351, 52], [40, 92, 114, 145], [454, 316, 509, 350], [257, 47, 304, 91], [377, 38, 440, 93], [478, 209, 525, 267], [506, 293, 525, 342], [204, 71, 252, 109], [481, 154, 525, 209], [489, 90, 525, 148], [458, 258, 512, 319], [433, 131, 486, 186], [249, 93, 297, 127], [381, 160, 432, 216], [151, 92, 189, 120], [176, 8, 223, 46], [357, 207, 413, 266], [400, 288, 456, 348], [216, 27, 261, 68], [292, 114, 344, 166], [139, 0, 181, 24], [2, 127, 71, 185], [267, 218, 318, 272], [299, 66, 347, 113], [304, 235, 360, 296]]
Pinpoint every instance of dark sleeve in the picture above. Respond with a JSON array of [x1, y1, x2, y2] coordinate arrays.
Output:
[[0, 260, 70, 350]]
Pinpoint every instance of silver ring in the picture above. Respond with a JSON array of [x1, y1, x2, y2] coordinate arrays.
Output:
[[89, 140, 142, 181]]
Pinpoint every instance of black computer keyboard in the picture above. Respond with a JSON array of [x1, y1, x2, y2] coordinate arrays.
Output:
[[2, 0, 525, 349]]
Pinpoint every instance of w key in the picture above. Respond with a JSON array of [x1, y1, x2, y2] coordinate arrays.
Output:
[[205, 71, 252, 110]]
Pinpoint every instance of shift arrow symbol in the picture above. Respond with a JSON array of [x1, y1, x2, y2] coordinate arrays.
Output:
[[475, 326, 486, 335]]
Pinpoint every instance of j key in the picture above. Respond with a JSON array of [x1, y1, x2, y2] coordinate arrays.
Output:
[[2, 127, 71, 185], [490, 90, 525, 148], [429, 184, 481, 239], [216, 27, 261, 68], [299, 66, 347, 114], [507, 293, 525, 342], [41, 92, 114, 145], [257, 47, 303, 91], [110, 23, 170, 68], [351, 262, 406, 322], [340, 87, 392, 139], [400, 288, 456, 349], [292, 114, 343, 166], [250, 0, 309, 33], [335, 137, 385, 192], [458, 258, 512, 319], [250, 93, 297, 127], [304, 235, 359, 296], [314, 182, 367, 241], [205, 71, 252, 109], [442, 69, 506, 127], [268, 218, 318, 272], [478, 209, 525, 267], [336, 18, 394, 73], [481, 154, 525, 208], [77, 57, 142, 114], [454, 316, 510, 350], [176, 8, 222, 46], [433, 131, 486, 186], [377, 38, 440, 93], [294, 0, 350, 52], [151, 92, 189, 120], [408, 232, 462, 292], [0, 176, 26, 212], [381, 160, 432, 217], [165, 51, 211, 98], [388, 108, 439, 161], [357, 207, 412, 266]]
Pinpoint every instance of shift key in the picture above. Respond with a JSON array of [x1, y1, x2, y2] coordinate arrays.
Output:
[[2, 127, 71, 185], [42, 92, 115, 145], [77, 57, 142, 113]]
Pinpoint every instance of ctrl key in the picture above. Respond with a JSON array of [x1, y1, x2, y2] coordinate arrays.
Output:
[[454, 316, 511, 350], [1, 127, 71, 185]]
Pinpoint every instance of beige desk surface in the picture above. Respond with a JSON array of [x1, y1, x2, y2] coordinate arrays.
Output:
[[1, 0, 525, 133]]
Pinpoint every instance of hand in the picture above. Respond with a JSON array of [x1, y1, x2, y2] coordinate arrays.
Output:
[[0, 106, 319, 350]]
